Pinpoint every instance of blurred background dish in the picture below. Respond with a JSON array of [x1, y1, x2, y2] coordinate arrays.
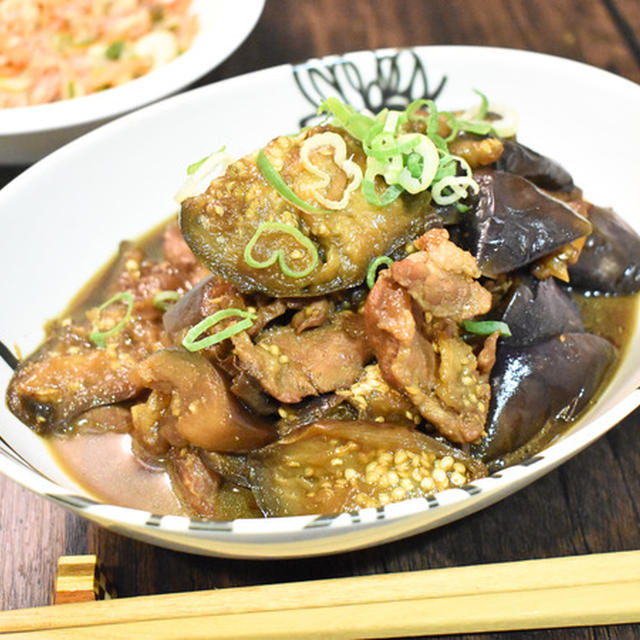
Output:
[[0, 0, 265, 164]]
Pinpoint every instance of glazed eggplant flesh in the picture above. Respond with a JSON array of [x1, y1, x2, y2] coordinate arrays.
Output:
[[500, 275, 584, 346], [568, 205, 640, 295], [495, 140, 575, 192], [461, 170, 592, 278], [471, 333, 616, 463]]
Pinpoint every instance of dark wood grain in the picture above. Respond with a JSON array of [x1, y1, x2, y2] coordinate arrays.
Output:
[[1, 1, 640, 638], [199, 0, 640, 86]]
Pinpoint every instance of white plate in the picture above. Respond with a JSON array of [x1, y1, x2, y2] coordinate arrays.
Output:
[[1, 46, 640, 558], [0, 0, 265, 164]]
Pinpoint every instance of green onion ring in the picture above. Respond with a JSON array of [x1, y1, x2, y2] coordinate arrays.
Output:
[[473, 89, 490, 120], [365, 133, 420, 161], [187, 153, 212, 175], [182, 308, 257, 352], [153, 290, 181, 311], [257, 151, 329, 214], [317, 97, 376, 141], [244, 221, 319, 278], [362, 175, 404, 207], [462, 320, 512, 337], [366, 256, 394, 289], [89, 291, 134, 348]]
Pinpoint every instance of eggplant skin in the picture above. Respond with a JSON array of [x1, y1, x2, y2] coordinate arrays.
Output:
[[496, 140, 575, 192], [500, 276, 583, 346], [461, 170, 591, 278], [568, 206, 640, 295], [471, 333, 616, 462]]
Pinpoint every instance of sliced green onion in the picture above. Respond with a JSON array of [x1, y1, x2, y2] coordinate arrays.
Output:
[[257, 151, 329, 214], [406, 152, 423, 178], [406, 99, 448, 151], [362, 163, 404, 207], [456, 203, 471, 213], [89, 291, 134, 348], [473, 89, 490, 120], [187, 153, 212, 175], [366, 256, 394, 289], [244, 221, 319, 278], [153, 290, 181, 311], [105, 40, 125, 60], [462, 320, 512, 337], [365, 132, 419, 161], [183, 308, 257, 352], [318, 97, 376, 141]]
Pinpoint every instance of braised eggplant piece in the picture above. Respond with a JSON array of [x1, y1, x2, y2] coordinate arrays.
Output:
[[168, 447, 261, 519], [500, 276, 583, 346], [472, 333, 616, 462], [7, 302, 167, 433], [181, 126, 436, 297], [496, 140, 575, 192], [276, 393, 354, 436], [248, 421, 487, 516], [462, 170, 591, 278], [568, 205, 640, 294], [137, 347, 276, 452]]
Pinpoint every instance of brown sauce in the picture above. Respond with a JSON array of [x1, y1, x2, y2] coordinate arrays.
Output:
[[40, 223, 640, 515], [49, 432, 185, 515]]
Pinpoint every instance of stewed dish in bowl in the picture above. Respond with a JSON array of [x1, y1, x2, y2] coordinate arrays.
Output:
[[1, 46, 639, 557]]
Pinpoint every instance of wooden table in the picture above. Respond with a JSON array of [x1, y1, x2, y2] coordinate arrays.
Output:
[[2, 1, 639, 637]]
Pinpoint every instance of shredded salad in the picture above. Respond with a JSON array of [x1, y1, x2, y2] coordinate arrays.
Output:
[[0, 0, 198, 108]]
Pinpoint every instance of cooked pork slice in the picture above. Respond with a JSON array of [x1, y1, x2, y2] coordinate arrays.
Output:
[[391, 227, 492, 322], [231, 311, 372, 404], [363, 228, 498, 444]]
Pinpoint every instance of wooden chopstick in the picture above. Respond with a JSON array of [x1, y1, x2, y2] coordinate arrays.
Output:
[[2, 550, 639, 638]]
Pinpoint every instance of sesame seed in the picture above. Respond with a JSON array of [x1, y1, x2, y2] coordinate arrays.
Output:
[[400, 478, 414, 491], [391, 487, 406, 501], [330, 458, 343, 466], [365, 461, 379, 474], [378, 493, 390, 505], [420, 477, 435, 491], [344, 468, 358, 481], [450, 472, 466, 486], [453, 462, 467, 474], [440, 456, 454, 471]]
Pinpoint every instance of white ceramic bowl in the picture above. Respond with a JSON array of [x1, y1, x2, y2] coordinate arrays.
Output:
[[0, 0, 265, 165], [1, 46, 640, 558]]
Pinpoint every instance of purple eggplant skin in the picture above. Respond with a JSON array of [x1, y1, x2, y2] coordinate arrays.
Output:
[[501, 276, 583, 346], [496, 140, 575, 192], [461, 170, 592, 278], [471, 332, 616, 462], [568, 206, 640, 295]]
